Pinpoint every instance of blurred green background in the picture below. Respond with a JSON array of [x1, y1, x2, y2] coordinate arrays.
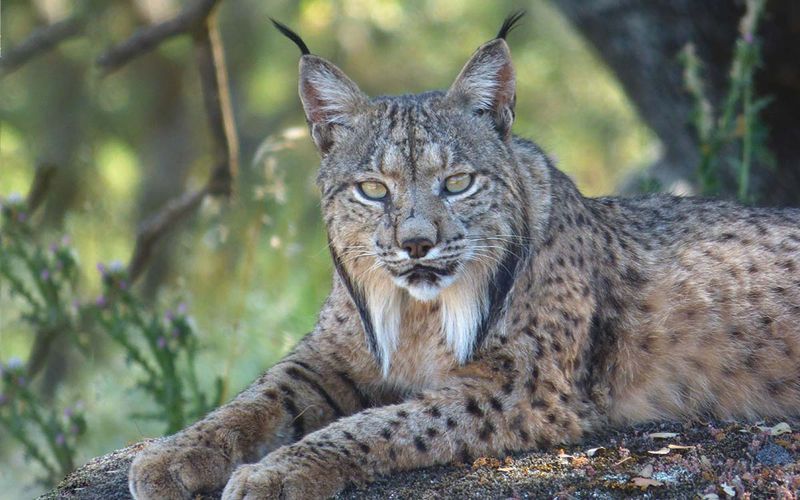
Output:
[[0, 0, 657, 496]]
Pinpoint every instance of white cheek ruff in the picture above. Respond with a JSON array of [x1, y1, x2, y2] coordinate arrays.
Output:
[[371, 271, 486, 377], [439, 274, 488, 364], [364, 278, 404, 377]]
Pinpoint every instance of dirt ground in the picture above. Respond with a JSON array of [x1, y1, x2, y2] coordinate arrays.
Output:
[[44, 419, 799, 499]]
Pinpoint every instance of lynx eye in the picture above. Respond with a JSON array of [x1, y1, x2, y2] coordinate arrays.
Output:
[[443, 173, 474, 195], [357, 181, 388, 201]]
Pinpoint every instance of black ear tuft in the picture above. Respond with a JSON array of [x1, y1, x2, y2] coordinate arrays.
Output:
[[270, 18, 311, 55], [496, 10, 526, 40]]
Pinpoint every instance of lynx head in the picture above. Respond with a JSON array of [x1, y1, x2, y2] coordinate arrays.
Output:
[[274, 13, 545, 374]]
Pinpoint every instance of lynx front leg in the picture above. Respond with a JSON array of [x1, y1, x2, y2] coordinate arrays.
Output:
[[129, 324, 381, 500], [222, 378, 593, 500]]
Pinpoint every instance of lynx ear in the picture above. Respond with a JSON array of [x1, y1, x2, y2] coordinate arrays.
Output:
[[271, 18, 367, 154], [299, 56, 368, 153], [446, 13, 523, 139]]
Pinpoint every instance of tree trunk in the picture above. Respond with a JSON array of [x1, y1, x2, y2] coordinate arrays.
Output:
[[553, 0, 800, 206]]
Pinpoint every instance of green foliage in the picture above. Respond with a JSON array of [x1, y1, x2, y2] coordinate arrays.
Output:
[[0, 358, 86, 487], [0, 193, 223, 485], [93, 263, 224, 433], [680, 0, 773, 203]]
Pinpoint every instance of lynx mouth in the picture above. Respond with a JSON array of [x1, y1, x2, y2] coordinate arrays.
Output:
[[393, 264, 458, 301], [399, 265, 451, 285]]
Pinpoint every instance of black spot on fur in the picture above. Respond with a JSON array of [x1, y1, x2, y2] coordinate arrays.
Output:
[[281, 397, 304, 440], [285, 367, 344, 417], [414, 436, 428, 453], [466, 397, 484, 417], [766, 379, 783, 395], [489, 397, 503, 412], [478, 420, 496, 441], [425, 406, 442, 418]]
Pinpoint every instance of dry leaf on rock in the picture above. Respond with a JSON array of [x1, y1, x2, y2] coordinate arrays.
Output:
[[586, 446, 605, 457], [720, 482, 736, 497], [648, 432, 679, 439], [756, 422, 792, 436], [631, 477, 664, 489], [667, 444, 696, 450], [648, 447, 671, 455]]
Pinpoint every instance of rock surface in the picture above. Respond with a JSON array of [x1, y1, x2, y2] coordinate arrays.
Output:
[[43, 420, 799, 499]]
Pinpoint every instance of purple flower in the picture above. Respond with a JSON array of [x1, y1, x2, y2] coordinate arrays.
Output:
[[16, 212, 27, 222], [157, 337, 167, 349], [165, 310, 174, 322], [16, 376, 26, 387], [0, 394, 7, 406], [7, 357, 23, 370], [177, 303, 187, 315], [63, 407, 74, 418], [50, 243, 59, 253], [743, 32, 754, 44], [95, 295, 107, 308], [96, 262, 107, 275], [55, 433, 65, 446], [40, 269, 50, 281], [70, 424, 79, 435]]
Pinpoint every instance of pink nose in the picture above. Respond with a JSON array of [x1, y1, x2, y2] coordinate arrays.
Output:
[[402, 238, 434, 259]]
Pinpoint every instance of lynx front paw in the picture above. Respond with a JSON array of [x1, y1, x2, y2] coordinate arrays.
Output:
[[129, 442, 232, 500], [222, 460, 341, 500], [221, 464, 284, 500]]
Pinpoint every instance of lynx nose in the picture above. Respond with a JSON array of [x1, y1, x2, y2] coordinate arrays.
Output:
[[402, 238, 434, 259]]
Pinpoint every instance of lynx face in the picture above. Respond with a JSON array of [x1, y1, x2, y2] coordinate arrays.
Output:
[[300, 37, 534, 373], [319, 98, 517, 303]]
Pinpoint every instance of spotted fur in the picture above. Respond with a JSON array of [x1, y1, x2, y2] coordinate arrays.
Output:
[[129, 14, 800, 500]]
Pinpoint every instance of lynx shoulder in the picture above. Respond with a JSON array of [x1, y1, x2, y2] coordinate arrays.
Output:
[[129, 14, 800, 500]]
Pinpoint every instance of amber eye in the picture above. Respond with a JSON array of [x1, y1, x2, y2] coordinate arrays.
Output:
[[443, 173, 474, 195], [357, 181, 389, 201]]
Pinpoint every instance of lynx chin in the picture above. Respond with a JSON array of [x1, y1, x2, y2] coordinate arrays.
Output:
[[129, 12, 800, 500]]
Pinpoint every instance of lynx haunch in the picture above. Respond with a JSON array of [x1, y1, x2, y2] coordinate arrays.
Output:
[[129, 13, 800, 499]]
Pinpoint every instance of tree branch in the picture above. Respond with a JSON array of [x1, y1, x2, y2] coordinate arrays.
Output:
[[127, 187, 209, 283], [193, 16, 239, 196], [25, 163, 58, 213], [96, 0, 221, 74], [0, 17, 84, 76]]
